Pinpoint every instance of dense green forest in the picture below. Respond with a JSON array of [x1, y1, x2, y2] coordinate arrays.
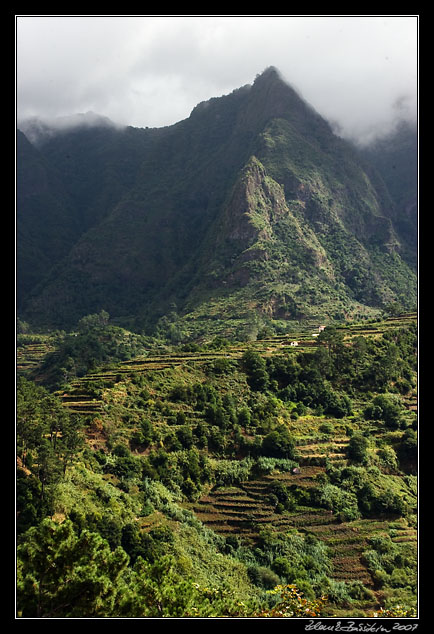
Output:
[[16, 311, 417, 618]]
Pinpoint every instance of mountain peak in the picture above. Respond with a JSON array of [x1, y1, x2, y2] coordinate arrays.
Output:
[[242, 65, 330, 137], [254, 66, 282, 83]]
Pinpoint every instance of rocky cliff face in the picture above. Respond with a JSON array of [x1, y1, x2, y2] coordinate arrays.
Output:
[[17, 67, 417, 332]]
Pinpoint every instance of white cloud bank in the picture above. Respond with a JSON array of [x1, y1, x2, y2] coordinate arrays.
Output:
[[16, 15, 418, 144]]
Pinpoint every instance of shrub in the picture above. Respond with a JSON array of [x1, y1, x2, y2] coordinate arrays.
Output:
[[346, 581, 375, 602], [253, 456, 297, 475], [237, 407, 251, 427], [254, 584, 327, 617], [170, 385, 192, 403], [324, 392, 352, 418], [267, 481, 296, 511], [362, 535, 415, 593], [373, 489, 407, 515], [398, 429, 417, 463], [271, 557, 296, 579], [348, 433, 369, 464], [313, 484, 360, 521], [364, 394, 403, 429], [212, 457, 255, 486], [373, 606, 417, 618], [377, 445, 399, 472], [207, 358, 236, 375], [241, 349, 269, 391], [261, 426, 296, 459], [248, 565, 280, 590], [176, 425, 194, 449], [319, 422, 334, 435]]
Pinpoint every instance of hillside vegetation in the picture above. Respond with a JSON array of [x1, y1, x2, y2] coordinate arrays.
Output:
[[16, 312, 417, 618]]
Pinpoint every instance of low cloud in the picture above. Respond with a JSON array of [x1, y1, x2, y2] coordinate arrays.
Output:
[[16, 15, 417, 145], [17, 111, 124, 145]]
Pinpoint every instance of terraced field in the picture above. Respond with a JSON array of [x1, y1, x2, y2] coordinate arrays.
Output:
[[340, 313, 416, 341], [16, 340, 57, 374], [17, 312, 416, 417], [185, 467, 403, 590], [55, 342, 297, 414], [295, 437, 349, 466], [59, 390, 105, 416], [185, 467, 327, 542], [306, 519, 389, 587]]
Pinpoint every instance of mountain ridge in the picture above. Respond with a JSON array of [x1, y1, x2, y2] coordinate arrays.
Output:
[[17, 67, 417, 335]]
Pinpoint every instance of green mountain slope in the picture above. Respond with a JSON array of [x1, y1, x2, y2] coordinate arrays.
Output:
[[16, 130, 81, 308], [359, 120, 417, 266], [17, 67, 417, 333]]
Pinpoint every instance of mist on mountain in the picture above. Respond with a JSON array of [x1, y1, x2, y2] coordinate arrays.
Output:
[[17, 67, 417, 334]]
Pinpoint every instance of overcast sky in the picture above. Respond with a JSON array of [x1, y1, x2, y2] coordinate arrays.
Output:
[[16, 15, 418, 145]]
